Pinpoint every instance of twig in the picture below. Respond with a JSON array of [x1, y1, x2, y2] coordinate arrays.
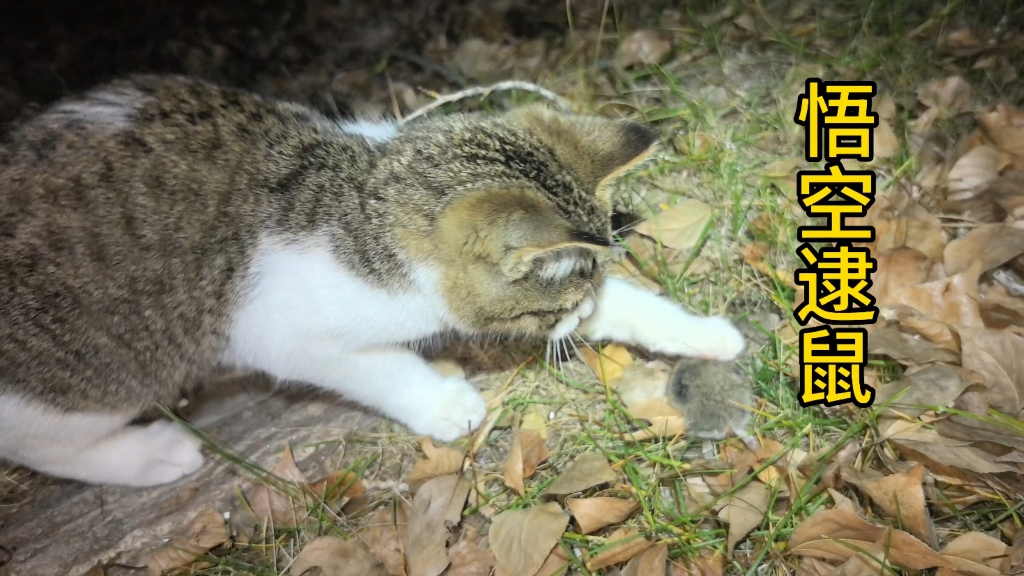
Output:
[[400, 80, 571, 125]]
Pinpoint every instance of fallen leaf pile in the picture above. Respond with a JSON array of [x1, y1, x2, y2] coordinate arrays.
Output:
[[842, 78, 1024, 487], [229, 442, 715, 576], [740, 74, 1024, 575]]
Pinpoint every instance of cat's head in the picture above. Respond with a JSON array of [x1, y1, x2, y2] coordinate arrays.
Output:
[[398, 105, 657, 340]]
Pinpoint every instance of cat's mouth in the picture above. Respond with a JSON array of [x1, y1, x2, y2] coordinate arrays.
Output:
[[547, 295, 597, 341]]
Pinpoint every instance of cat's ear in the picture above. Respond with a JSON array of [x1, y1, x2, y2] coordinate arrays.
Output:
[[500, 241, 604, 281], [507, 105, 658, 190]]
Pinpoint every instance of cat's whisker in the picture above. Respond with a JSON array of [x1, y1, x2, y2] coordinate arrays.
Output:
[[612, 220, 642, 236], [554, 337, 565, 381], [577, 335, 600, 354], [565, 334, 585, 378], [560, 337, 577, 380]]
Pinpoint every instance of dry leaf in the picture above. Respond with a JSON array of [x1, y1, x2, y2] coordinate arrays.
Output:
[[521, 410, 548, 438], [828, 487, 862, 515], [873, 197, 948, 263], [309, 470, 365, 504], [528, 549, 570, 576], [614, 30, 672, 68], [867, 325, 959, 365], [145, 510, 228, 576], [360, 504, 409, 576], [669, 551, 724, 576], [567, 497, 639, 535], [944, 224, 1024, 276], [873, 249, 933, 306], [634, 200, 714, 251], [794, 557, 837, 576], [544, 451, 618, 495], [740, 241, 769, 266], [447, 526, 496, 576], [1010, 530, 1024, 574], [505, 418, 550, 495], [946, 145, 1001, 197], [980, 282, 1024, 329], [873, 363, 972, 418], [409, 438, 465, 484], [406, 474, 471, 576], [941, 28, 982, 52], [615, 365, 687, 440], [789, 508, 952, 570], [896, 312, 962, 353], [623, 415, 687, 441], [887, 268, 984, 329], [624, 234, 690, 278], [873, 119, 900, 161], [614, 361, 673, 407], [741, 242, 794, 287], [911, 106, 941, 132], [293, 537, 388, 576], [876, 92, 897, 123], [622, 543, 668, 576], [960, 328, 1024, 413], [585, 527, 653, 571], [882, 419, 1018, 475], [834, 546, 896, 576], [248, 446, 310, 527], [917, 76, 973, 116], [630, 395, 684, 420], [489, 502, 570, 576], [940, 531, 1010, 576], [979, 104, 1024, 157], [717, 481, 770, 552], [985, 174, 1024, 221], [580, 344, 634, 384], [842, 465, 936, 547]]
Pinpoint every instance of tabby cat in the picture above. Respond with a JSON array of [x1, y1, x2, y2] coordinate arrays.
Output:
[[0, 76, 745, 486]]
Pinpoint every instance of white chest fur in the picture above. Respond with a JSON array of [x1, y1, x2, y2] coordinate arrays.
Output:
[[222, 236, 451, 372]]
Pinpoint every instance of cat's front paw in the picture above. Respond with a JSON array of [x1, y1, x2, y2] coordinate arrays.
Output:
[[648, 316, 746, 360], [407, 376, 488, 442], [109, 421, 205, 487]]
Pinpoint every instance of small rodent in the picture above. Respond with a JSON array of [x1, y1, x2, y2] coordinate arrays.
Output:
[[667, 358, 753, 440]]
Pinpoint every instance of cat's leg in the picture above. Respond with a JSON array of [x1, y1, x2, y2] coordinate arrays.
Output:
[[0, 394, 204, 486], [249, 344, 488, 442], [580, 276, 746, 360]]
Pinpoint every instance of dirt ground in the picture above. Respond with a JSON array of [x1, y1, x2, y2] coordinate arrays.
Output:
[[2, 0, 1024, 575]]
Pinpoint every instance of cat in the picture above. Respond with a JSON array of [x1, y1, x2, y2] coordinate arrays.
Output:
[[0, 75, 746, 487]]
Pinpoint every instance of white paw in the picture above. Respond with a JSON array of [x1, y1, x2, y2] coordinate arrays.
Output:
[[648, 316, 747, 360], [407, 376, 487, 442], [113, 421, 205, 487]]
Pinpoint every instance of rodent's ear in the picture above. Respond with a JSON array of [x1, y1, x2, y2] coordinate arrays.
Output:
[[507, 105, 658, 192]]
